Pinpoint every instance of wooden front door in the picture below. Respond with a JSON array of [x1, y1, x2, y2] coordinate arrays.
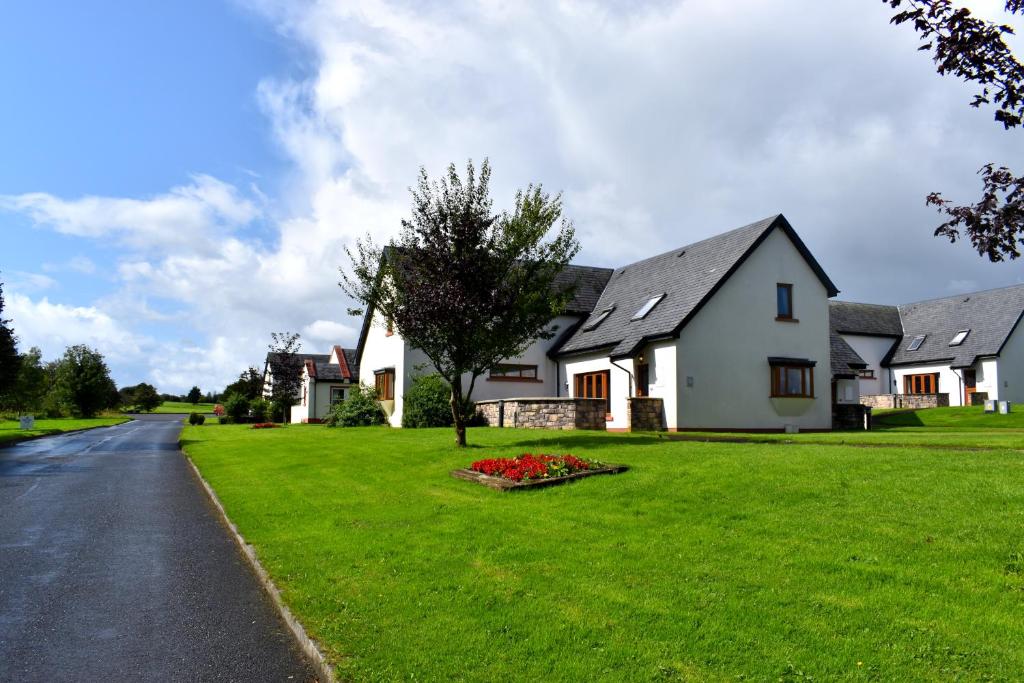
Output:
[[963, 369, 977, 405], [635, 364, 649, 397]]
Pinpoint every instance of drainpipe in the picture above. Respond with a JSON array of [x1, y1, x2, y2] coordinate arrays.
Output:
[[610, 358, 635, 397], [952, 368, 963, 407]]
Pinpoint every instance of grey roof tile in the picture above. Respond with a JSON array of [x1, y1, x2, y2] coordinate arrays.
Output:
[[555, 214, 838, 358], [830, 333, 867, 377], [829, 301, 903, 336], [888, 284, 1024, 367]]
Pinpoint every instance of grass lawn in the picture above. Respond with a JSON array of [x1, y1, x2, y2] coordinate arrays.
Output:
[[0, 416, 130, 445], [181, 420, 1024, 680], [151, 401, 216, 414]]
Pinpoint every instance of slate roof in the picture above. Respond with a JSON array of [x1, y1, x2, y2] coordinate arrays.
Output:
[[887, 284, 1024, 368], [829, 301, 903, 337], [555, 265, 616, 315], [264, 352, 329, 372], [830, 333, 868, 378], [555, 214, 839, 359]]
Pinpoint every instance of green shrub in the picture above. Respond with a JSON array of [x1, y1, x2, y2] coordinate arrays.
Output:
[[224, 393, 250, 422], [188, 412, 205, 426], [402, 374, 453, 428], [250, 397, 271, 423], [325, 385, 388, 427]]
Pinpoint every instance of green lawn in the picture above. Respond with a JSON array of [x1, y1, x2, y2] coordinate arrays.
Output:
[[181, 421, 1024, 680], [151, 401, 216, 414], [0, 416, 130, 445]]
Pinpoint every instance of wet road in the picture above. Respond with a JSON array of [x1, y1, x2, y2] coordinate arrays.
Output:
[[0, 414, 316, 682]]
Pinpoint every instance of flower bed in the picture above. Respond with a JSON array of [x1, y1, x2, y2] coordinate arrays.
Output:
[[453, 453, 627, 491], [250, 422, 279, 429]]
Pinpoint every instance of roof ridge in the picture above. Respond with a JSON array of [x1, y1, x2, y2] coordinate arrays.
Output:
[[898, 282, 1024, 308]]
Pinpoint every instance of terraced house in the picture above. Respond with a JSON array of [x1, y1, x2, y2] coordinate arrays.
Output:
[[831, 284, 1024, 409], [356, 214, 871, 431]]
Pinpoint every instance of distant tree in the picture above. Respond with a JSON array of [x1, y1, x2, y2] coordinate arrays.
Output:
[[186, 386, 202, 405], [886, 0, 1024, 260], [223, 366, 264, 401], [0, 275, 20, 400], [342, 159, 579, 446], [266, 332, 303, 423], [5, 347, 49, 415], [132, 383, 161, 413], [52, 345, 116, 418]]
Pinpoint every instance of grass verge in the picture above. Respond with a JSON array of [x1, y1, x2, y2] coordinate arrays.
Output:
[[152, 401, 216, 414], [181, 423, 1024, 680], [0, 416, 130, 445]]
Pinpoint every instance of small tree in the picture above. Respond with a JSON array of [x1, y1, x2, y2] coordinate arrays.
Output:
[[343, 160, 579, 446], [223, 366, 264, 401], [187, 386, 202, 405], [267, 332, 303, 423], [0, 275, 20, 401], [52, 345, 116, 418], [224, 393, 250, 422], [402, 373, 454, 428], [324, 385, 388, 427], [3, 347, 47, 415], [131, 383, 161, 413]]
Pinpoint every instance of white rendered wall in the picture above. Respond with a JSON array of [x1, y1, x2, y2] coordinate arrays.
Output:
[[890, 363, 966, 406], [562, 351, 632, 430], [637, 340, 678, 430], [975, 358, 1000, 402], [834, 377, 860, 404], [997, 322, 1024, 402], [358, 310, 407, 426], [675, 228, 832, 430], [289, 368, 312, 424], [841, 334, 898, 395]]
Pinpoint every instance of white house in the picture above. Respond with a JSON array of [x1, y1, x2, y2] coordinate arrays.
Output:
[[832, 285, 1024, 407], [264, 346, 359, 423], [356, 214, 860, 431]]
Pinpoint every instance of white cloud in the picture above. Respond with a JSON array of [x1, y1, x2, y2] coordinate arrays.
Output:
[[0, 174, 261, 254], [303, 319, 359, 346]]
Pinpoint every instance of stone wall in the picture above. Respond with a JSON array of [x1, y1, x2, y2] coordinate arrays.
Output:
[[627, 398, 665, 432], [860, 393, 950, 409], [832, 403, 870, 430], [970, 392, 989, 406], [475, 398, 607, 430]]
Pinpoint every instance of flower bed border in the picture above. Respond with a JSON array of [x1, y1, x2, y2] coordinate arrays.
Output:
[[450, 463, 628, 491]]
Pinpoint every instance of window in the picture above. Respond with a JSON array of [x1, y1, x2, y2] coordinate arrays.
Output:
[[770, 364, 814, 398], [906, 335, 926, 351], [636, 363, 650, 397], [574, 370, 611, 413], [904, 373, 939, 394], [858, 368, 876, 379], [374, 369, 395, 400], [776, 283, 794, 320], [330, 387, 346, 405], [949, 329, 970, 346], [489, 364, 539, 381], [631, 294, 665, 321], [583, 307, 614, 332]]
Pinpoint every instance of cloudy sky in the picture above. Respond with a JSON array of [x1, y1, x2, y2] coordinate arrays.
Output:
[[2, 0, 1023, 393]]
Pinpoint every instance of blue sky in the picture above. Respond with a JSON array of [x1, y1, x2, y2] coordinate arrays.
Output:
[[2, 0, 1023, 393]]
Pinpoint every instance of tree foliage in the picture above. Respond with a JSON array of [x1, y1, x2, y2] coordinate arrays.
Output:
[[887, 0, 1024, 260], [2, 347, 47, 415], [52, 345, 117, 418], [0, 276, 20, 400], [342, 159, 579, 446], [267, 332, 303, 422], [187, 386, 202, 404], [224, 366, 264, 401], [401, 373, 455, 428], [324, 385, 388, 427], [122, 383, 161, 412]]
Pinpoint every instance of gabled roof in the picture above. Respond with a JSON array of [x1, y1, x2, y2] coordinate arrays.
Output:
[[829, 301, 903, 337], [555, 214, 839, 359], [265, 352, 329, 378], [830, 333, 868, 378], [887, 284, 1024, 368]]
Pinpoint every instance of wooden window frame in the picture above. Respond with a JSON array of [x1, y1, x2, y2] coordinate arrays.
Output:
[[770, 365, 815, 398], [329, 386, 346, 405], [488, 364, 541, 382], [574, 370, 612, 414], [857, 368, 876, 379], [776, 283, 797, 322], [903, 372, 939, 395], [374, 369, 395, 400]]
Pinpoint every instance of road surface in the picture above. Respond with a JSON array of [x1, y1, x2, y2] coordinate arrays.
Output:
[[0, 414, 317, 682]]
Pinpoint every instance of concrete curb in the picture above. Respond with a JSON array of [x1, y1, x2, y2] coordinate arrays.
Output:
[[182, 453, 336, 683]]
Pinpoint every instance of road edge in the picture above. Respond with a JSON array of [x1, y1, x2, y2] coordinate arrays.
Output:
[[0, 418, 134, 449], [181, 452, 336, 683]]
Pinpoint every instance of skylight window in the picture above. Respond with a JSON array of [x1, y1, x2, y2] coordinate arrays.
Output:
[[906, 335, 926, 351], [949, 329, 970, 346], [631, 294, 665, 321], [583, 307, 614, 332]]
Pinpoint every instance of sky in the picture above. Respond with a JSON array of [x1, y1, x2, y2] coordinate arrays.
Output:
[[1, 0, 1023, 394]]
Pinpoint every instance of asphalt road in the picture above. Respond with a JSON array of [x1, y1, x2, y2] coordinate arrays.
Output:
[[0, 414, 317, 682]]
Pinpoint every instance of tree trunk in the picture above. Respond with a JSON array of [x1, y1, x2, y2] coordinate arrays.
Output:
[[450, 376, 467, 447]]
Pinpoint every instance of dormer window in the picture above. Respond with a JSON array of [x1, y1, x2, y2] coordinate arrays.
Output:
[[949, 329, 970, 346], [907, 335, 926, 351], [583, 307, 614, 332], [631, 294, 665, 321]]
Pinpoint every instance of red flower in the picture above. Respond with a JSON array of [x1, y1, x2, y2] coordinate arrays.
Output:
[[469, 453, 599, 481]]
